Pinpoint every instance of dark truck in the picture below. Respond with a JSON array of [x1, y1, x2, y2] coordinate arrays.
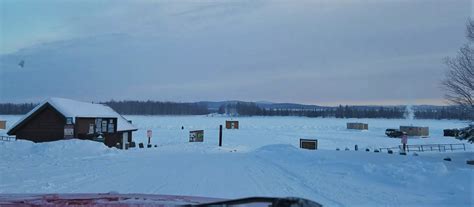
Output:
[[385, 129, 404, 138]]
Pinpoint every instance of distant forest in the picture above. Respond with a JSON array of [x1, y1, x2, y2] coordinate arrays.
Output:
[[0, 103, 37, 115], [0, 101, 471, 120], [104, 100, 209, 115], [219, 103, 473, 120]]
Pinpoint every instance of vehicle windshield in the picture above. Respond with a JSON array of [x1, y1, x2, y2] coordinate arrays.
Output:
[[0, 0, 472, 206]]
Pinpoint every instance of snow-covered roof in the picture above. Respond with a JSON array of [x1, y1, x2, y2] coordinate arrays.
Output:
[[9, 98, 137, 132]]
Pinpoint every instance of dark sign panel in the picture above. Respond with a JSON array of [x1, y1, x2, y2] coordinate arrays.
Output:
[[300, 139, 318, 150]]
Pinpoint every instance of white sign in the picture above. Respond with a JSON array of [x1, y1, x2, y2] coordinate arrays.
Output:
[[147, 130, 152, 138], [64, 125, 74, 138]]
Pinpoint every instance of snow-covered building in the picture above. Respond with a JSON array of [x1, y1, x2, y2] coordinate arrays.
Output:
[[347, 122, 368, 130], [400, 126, 429, 137], [7, 98, 137, 147], [0, 120, 6, 129]]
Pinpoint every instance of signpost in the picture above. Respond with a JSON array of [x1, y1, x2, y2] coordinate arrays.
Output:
[[147, 130, 152, 145]]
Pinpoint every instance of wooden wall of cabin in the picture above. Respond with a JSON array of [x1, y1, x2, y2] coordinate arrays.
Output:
[[75, 118, 95, 140], [75, 117, 121, 146], [15, 105, 65, 142], [104, 131, 133, 148], [105, 133, 121, 147]]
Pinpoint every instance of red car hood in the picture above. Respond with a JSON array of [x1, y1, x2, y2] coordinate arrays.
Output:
[[0, 193, 224, 206]]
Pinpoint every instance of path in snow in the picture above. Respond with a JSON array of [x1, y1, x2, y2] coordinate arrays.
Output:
[[0, 140, 472, 206]]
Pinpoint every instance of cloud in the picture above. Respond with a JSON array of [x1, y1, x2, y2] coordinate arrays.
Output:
[[0, 0, 471, 105]]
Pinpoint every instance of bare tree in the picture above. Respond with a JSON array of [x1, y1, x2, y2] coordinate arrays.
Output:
[[467, 19, 474, 42], [442, 20, 474, 114]]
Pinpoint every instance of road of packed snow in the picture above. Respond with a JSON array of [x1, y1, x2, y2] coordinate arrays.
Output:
[[0, 115, 473, 206]]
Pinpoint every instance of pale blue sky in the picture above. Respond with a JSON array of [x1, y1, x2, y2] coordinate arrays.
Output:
[[0, 0, 472, 105]]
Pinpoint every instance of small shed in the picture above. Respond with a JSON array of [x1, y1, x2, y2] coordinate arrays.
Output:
[[0, 120, 6, 129], [347, 122, 368, 130], [400, 126, 429, 137], [226, 121, 239, 129], [189, 130, 204, 142], [300, 139, 318, 150]]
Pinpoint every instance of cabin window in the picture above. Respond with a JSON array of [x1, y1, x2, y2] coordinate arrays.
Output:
[[66, 117, 73, 125], [88, 124, 94, 134], [101, 120, 107, 133], [108, 122, 114, 133], [96, 118, 102, 133]]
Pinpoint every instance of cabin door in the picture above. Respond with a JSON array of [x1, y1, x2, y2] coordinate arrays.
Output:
[[122, 132, 128, 149]]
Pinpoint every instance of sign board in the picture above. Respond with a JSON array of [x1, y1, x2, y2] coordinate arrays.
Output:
[[226, 121, 239, 129], [147, 130, 152, 138], [123, 132, 129, 150], [189, 130, 204, 142], [300, 139, 318, 150], [64, 125, 74, 139]]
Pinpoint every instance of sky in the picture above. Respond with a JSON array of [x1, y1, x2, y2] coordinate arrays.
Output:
[[0, 0, 472, 106]]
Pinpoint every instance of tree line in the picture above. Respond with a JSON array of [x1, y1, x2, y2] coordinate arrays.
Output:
[[0, 103, 38, 114], [415, 106, 473, 120], [0, 101, 209, 115], [0, 101, 471, 120], [218, 102, 473, 120], [103, 100, 209, 115], [218, 103, 406, 118]]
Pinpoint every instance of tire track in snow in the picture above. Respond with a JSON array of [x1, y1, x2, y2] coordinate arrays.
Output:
[[250, 155, 345, 206]]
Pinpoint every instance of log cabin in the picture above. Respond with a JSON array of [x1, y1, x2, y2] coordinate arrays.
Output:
[[7, 98, 137, 148]]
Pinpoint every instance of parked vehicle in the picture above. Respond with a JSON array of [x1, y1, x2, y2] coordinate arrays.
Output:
[[443, 129, 459, 137], [385, 129, 403, 138]]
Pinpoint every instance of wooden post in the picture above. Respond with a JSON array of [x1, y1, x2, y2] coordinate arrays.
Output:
[[219, 125, 223, 147]]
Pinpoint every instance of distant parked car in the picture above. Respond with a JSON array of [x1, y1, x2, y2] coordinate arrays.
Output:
[[443, 129, 459, 137], [385, 129, 403, 138]]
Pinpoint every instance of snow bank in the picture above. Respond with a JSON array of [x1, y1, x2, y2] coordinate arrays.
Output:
[[0, 139, 118, 160]]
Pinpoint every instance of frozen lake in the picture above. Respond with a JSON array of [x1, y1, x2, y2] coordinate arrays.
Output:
[[0, 115, 473, 206], [0, 115, 471, 151]]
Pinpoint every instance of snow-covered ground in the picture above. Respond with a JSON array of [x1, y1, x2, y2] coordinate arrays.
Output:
[[0, 115, 473, 206]]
